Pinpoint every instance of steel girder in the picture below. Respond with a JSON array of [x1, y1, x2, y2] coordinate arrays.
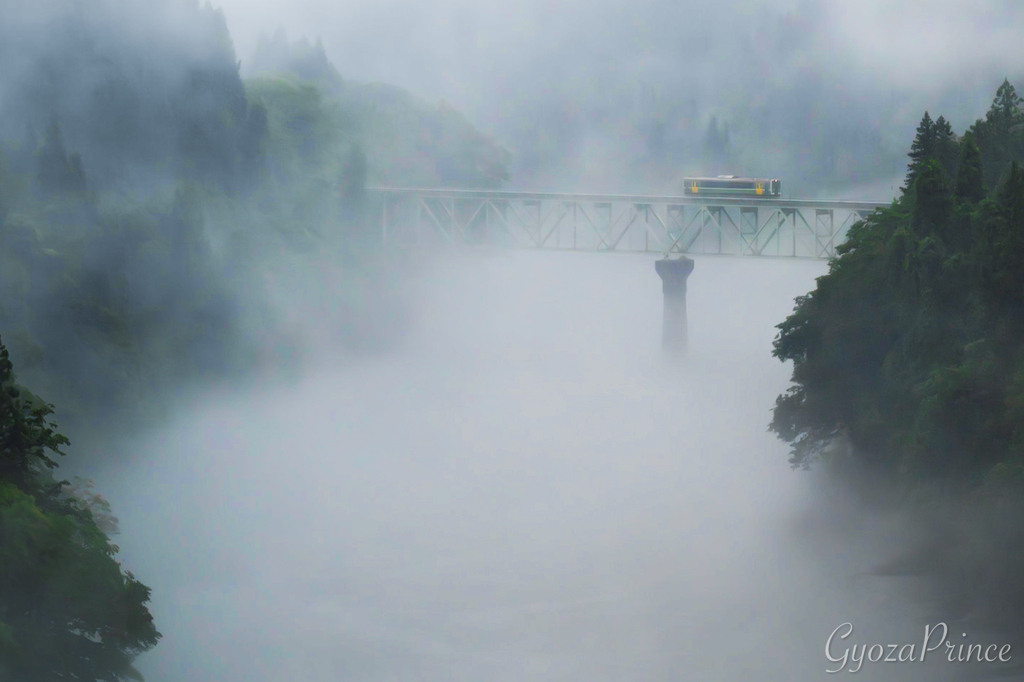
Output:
[[370, 187, 889, 260]]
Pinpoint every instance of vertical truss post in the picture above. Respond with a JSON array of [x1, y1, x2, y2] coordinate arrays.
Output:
[[815, 209, 834, 258], [451, 198, 458, 245], [740, 207, 757, 256], [573, 201, 577, 250], [783, 208, 797, 257], [415, 201, 422, 245]]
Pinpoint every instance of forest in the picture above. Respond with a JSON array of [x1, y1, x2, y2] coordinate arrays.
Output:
[[771, 79, 1024, 634]]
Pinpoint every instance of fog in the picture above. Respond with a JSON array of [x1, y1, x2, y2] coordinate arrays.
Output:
[[5, 0, 1024, 679], [217, 0, 1024, 197], [84, 251, 998, 681]]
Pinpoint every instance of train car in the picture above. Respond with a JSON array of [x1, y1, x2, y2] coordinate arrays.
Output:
[[682, 175, 781, 197]]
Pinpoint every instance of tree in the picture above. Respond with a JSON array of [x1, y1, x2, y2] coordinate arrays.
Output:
[[933, 115, 959, 180], [990, 78, 1024, 129], [971, 79, 1024, 190], [36, 119, 88, 195], [954, 131, 985, 205], [913, 158, 952, 241], [772, 101, 1024, 482], [906, 111, 936, 190], [0, 335, 160, 681]]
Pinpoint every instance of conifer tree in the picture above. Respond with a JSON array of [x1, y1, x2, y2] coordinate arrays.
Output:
[[36, 119, 70, 193], [36, 119, 88, 195], [972, 79, 1024, 189], [954, 131, 985, 205], [906, 111, 936, 190], [990, 78, 1024, 130], [912, 158, 952, 239], [999, 160, 1024, 227], [933, 115, 958, 180]]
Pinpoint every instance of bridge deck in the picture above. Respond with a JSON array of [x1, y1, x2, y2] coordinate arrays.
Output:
[[365, 187, 891, 260]]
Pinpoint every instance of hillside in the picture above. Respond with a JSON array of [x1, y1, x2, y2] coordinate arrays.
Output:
[[770, 79, 1024, 637], [0, 2, 511, 438]]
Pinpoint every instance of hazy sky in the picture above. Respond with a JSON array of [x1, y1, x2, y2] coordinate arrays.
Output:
[[204, 0, 1024, 196], [212, 0, 1024, 123]]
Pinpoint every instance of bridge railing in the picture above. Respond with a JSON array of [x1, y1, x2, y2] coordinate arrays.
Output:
[[365, 187, 891, 260]]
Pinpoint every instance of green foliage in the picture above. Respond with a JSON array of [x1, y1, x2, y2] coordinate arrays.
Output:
[[954, 131, 985, 205], [933, 115, 958, 180], [771, 80, 1024, 488], [905, 112, 960, 196], [970, 78, 1024, 190], [906, 111, 936, 190], [0, 335, 159, 681], [0, 342, 69, 491]]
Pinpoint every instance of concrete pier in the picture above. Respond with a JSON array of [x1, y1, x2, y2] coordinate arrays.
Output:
[[655, 256, 694, 354]]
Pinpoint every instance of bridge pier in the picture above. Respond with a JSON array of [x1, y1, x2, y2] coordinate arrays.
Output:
[[655, 256, 694, 354]]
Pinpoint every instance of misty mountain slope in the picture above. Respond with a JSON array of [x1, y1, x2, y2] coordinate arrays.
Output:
[[90, 251, 1012, 682], [0, 0, 508, 437], [243, 31, 511, 188]]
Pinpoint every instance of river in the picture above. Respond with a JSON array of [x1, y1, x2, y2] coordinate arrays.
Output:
[[96, 250, 988, 681]]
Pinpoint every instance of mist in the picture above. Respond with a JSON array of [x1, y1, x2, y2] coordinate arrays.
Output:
[[69, 251, 998, 681], [4, 0, 1024, 679], [219, 0, 1024, 197]]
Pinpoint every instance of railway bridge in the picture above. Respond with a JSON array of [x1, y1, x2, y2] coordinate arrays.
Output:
[[367, 187, 891, 261]]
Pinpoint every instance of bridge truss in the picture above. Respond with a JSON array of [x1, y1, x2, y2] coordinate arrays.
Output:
[[367, 188, 890, 260]]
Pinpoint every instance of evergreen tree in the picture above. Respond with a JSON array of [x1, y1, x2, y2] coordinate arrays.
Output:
[[954, 131, 985, 205], [36, 119, 88, 195], [913, 158, 952, 240], [36, 119, 70, 193], [999, 160, 1024, 227], [976, 162, 1024, 315], [972, 79, 1024, 189], [990, 78, 1024, 129], [934, 115, 958, 180], [906, 111, 936, 190]]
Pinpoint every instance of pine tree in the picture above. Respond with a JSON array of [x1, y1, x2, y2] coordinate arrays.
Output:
[[989, 78, 1024, 130], [973, 79, 1024, 189], [36, 119, 70, 193], [954, 131, 985, 205], [912, 158, 952, 239], [906, 111, 936, 190], [35, 119, 88, 195], [999, 160, 1024, 227], [933, 115, 958, 180]]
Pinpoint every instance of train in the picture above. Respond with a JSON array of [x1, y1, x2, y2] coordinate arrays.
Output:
[[682, 176, 781, 198]]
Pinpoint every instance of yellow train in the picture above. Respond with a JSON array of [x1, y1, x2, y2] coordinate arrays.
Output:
[[682, 176, 781, 197]]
